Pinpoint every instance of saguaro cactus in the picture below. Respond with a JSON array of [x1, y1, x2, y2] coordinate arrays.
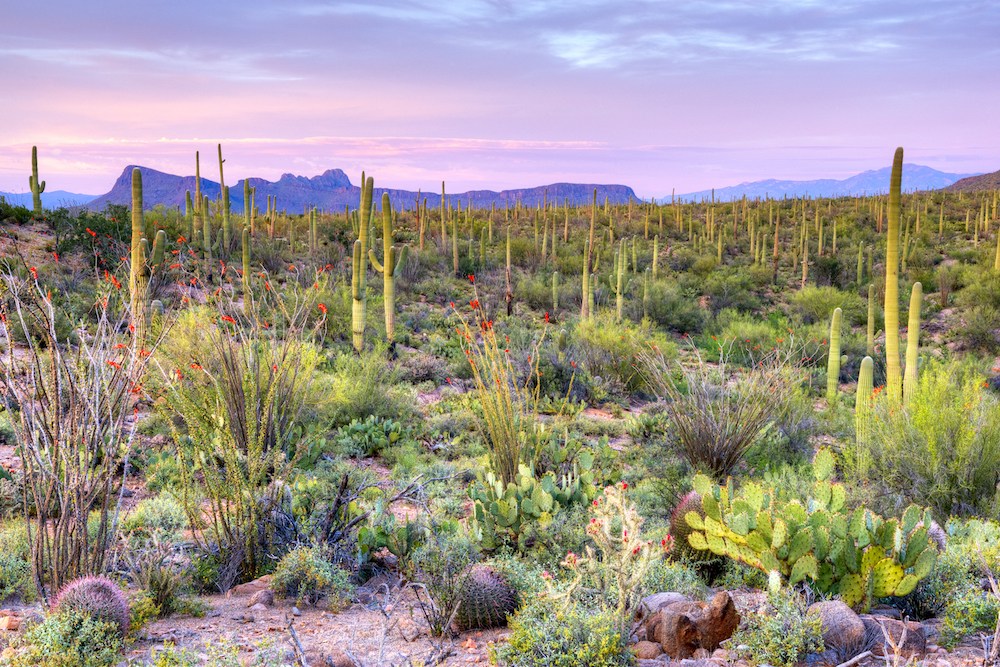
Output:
[[369, 193, 409, 345], [884, 148, 904, 405], [28, 146, 45, 216], [129, 168, 165, 355], [855, 356, 875, 468], [826, 307, 843, 402], [352, 173, 374, 352], [903, 282, 922, 406], [866, 284, 876, 356], [552, 271, 559, 312], [242, 226, 251, 304]]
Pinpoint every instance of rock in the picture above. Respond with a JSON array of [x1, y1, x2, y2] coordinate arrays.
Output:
[[647, 608, 701, 658], [0, 615, 19, 631], [693, 648, 711, 659], [860, 616, 926, 658], [248, 589, 274, 608], [227, 575, 272, 598], [633, 640, 664, 659], [637, 661, 666, 667], [807, 601, 865, 653], [870, 605, 902, 620], [667, 591, 740, 651], [712, 648, 733, 661], [291, 606, 302, 617], [639, 592, 693, 620], [250, 603, 268, 612]]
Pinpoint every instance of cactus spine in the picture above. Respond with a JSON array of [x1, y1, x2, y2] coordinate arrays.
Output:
[[29, 145, 45, 216], [826, 307, 842, 402], [884, 148, 903, 405], [903, 282, 922, 406], [352, 174, 373, 352], [369, 193, 409, 345]]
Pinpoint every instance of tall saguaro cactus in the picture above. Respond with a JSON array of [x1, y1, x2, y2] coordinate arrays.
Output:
[[369, 193, 409, 345], [129, 168, 164, 355], [855, 356, 875, 468], [28, 146, 45, 216], [826, 307, 843, 402], [352, 173, 374, 352], [903, 282, 922, 406], [884, 148, 904, 405]]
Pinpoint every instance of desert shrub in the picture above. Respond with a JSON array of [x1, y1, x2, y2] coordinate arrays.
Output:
[[702, 270, 760, 315], [952, 305, 1000, 353], [789, 285, 866, 325], [572, 312, 675, 397], [491, 597, 632, 667], [644, 280, 707, 334], [271, 545, 351, 607], [895, 547, 975, 620], [0, 551, 32, 603], [53, 576, 130, 637], [411, 524, 479, 636], [126, 541, 187, 617], [862, 360, 1000, 516], [638, 341, 796, 478], [641, 559, 707, 599], [163, 294, 322, 583], [335, 414, 404, 458], [939, 587, 1000, 648], [730, 590, 824, 667], [121, 493, 188, 541], [323, 344, 413, 427], [8, 609, 125, 667]]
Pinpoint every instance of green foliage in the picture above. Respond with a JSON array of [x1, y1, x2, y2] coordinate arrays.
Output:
[[336, 414, 404, 457], [683, 449, 939, 612], [643, 280, 707, 334], [641, 559, 707, 599], [863, 360, 1000, 516], [126, 541, 187, 618], [491, 598, 632, 667], [323, 345, 412, 427], [7, 610, 125, 667], [572, 312, 675, 397], [271, 546, 351, 607], [411, 524, 480, 636], [789, 285, 865, 326], [939, 587, 1000, 648], [731, 590, 824, 667], [0, 550, 32, 603], [121, 493, 188, 541]]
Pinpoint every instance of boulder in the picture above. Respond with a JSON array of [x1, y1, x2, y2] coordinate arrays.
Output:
[[861, 615, 927, 658], [0, 615, 19, 632], [807, 601, 865, 653], [667, 591, 740, 651], [248, 589, 274, 608], [227, 575, 272, 598], [647, 608, 701, 658], [633, 640, 664, 660], [638, 592, 692, 620]]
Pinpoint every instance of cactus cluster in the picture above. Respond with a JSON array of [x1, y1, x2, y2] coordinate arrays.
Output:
[[683, 449, 938, 612], [470, 456, 596, 551], [54, 576, 130, 637], [454, 564, 520, 631]]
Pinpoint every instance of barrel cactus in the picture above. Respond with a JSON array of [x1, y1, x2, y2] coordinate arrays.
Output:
[[670, 490, 710, 561], [54, 575, 130, 636], [454, 564, 519, 631]]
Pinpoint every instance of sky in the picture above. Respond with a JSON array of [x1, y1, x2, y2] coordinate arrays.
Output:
[[1, 0, 998, 199]]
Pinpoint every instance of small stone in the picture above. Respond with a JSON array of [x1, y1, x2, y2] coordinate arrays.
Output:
[[250, 603, 268, 612], [0, 616, 20, 632], [713, 648, 732, 661], [227, 575, 272, 598], [291, 606, 302, 617], [693, 648, 711, 659], [633, 640, 663, 659], [807, 601, 865, 653]]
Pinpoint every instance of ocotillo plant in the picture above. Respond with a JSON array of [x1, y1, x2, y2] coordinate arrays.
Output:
[[369, 193, 409, 345], [351, 173, 374, 352], [884, 148, 904, 405], [826, 307, 843, 402], [903, 282, 922, 406], [29, 146, 45, 216]]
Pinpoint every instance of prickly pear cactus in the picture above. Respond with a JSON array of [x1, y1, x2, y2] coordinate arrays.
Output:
[[454, 564, 519, 631]]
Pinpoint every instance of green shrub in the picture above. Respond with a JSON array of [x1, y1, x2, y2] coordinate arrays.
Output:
[[8, 609, 125, 667], [411, 524, 479, 636], [491, 598, 632, 667], [789, 285, 865, 326], [271, 546, 351, 607], [864, 360, 1000, 516], [323, 345, 413, 427], [121, 493, 188, 541], [335, 415, 404, 457], [939, 587, 1000, 648], [643, 281, 707, 334], [0, 551, 32, 603], [572, 312, 674, 397], [730, 590, 824, 667], [641, 559, 707, 599]]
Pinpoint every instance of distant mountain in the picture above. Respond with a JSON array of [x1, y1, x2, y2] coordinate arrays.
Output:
[[944, 169, 1000, 193], [666, 164, 979, 202], [84, 166, 640, 212], [0, 190, 98, 208]]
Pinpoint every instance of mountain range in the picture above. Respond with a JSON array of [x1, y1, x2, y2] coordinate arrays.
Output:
[[0, 190, 97, 208], [83, 166, 640, 212], [944, 169, 1000, 193], [667, 164, 980, 202]]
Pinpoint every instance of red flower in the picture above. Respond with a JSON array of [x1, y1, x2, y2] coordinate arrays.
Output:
[[29, 266, 38, 280], [621, 481, 628, 490], [52, 252, 59, 262], [468, 274, 475, 283], [221, 315, 236, 324], [86, 227, 97, 237], [470, 299, 480, 309], [318, 303, 328, 314], [178, 235, 186, 243], [169, 263, 181, 269], [544, 311, 550, 323], [107, 360, 121, 369]]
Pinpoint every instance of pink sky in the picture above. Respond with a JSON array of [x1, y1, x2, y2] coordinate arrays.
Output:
[[2, 1, 998, 198]]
